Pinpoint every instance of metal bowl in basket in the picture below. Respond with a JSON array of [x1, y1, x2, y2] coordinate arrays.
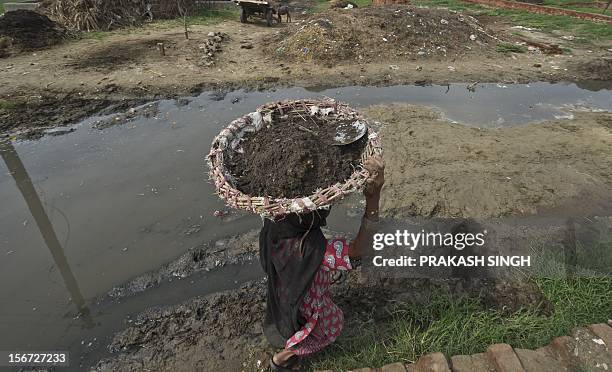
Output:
[[207, 99, 383, 218]]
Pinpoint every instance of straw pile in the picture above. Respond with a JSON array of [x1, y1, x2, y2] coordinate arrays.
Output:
[[41, 0, 197, 31], [208, 99, 383, 217]]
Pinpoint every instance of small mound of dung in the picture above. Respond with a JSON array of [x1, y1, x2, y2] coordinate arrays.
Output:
[[227, 116, 367, 198], [267, 6, 499, 64], [0, 10, 68, 52]]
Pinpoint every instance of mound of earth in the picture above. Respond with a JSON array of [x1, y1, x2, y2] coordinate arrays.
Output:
[[0, 10, 68, 54], [227, 116, 367, 198], [267, 6, 500, 64]]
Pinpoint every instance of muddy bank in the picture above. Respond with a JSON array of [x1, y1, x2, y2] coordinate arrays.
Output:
[[0, 90, 149, 137], [107, 230, 260, 299], [365, 105, 612, 218], [95, 269, 554, 371]]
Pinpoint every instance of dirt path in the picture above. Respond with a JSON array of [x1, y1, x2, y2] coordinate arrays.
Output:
[[1, 8, 610, 134]]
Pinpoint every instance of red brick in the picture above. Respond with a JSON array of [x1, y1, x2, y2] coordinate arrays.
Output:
[[450, 355, 472, 372], [587, 323, 612, 347], [381, 362, 408, 372], [514, 348, 568, 372], [450, 353, 493, 372], [549, 336, 573, 363], [486, 344, 525, 372], [415, 352, 451, 372]]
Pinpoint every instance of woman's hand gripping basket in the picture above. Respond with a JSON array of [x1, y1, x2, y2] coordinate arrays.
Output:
[[207, 99, 383, 218]]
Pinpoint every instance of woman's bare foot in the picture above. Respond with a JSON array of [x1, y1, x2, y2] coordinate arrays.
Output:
[[272, 349, 297, 369]]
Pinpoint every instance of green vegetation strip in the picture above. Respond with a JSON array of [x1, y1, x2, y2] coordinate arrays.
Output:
[[311, 278, 612, 370], [414, 0, 612, 41]]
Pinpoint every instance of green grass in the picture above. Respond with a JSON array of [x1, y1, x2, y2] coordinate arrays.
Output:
[[154, 9, 238, 28], [79, 9, 238, 40], [0, 99, 15, 110], [413, 0, 612, 41], [311, 277, 612, 370], [309, 0, 373, 13], [0, 0, 6, 14], [542, 0, 603, 14], [496, 42, 528, 53]]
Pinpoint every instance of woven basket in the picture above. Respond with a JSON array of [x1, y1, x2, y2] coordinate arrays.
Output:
[[207, 99, 383, 217]]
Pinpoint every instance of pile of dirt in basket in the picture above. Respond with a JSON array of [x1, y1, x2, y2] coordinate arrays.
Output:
[[0, 10, 69, 53], [266, 6, 501, 64], [227, 116, 367, 198]]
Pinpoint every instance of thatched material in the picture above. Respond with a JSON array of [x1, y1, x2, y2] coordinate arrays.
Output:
[[42, 0, 198, 31], [208, 99, 383, 218]]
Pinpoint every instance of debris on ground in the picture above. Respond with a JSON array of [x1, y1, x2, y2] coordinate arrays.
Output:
[[199, 32, 230, 67], [0, 10, 69, 55], [266, 7, 502, 64], [93, 102, 159, 129]]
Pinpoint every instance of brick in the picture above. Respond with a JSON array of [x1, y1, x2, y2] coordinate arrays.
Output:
[[548, 336, 572, 363], [486, 344, 525, 372], [514, 348, 568, 372], [450, 355, 472, 372], [415, 352, 451, 372], [587, 323, 612, 347], [451, 353, 493, 372], [381, 362, 408, 372]]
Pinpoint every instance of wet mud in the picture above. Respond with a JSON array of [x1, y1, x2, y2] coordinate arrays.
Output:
[[228, 115, 367, 198], [365, 105, 612, 219]]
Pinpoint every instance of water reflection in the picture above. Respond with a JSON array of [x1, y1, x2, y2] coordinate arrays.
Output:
[[0, 140, 93, 328]]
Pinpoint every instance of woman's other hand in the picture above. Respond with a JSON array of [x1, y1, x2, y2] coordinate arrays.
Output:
[[363, 155, 385, 198]]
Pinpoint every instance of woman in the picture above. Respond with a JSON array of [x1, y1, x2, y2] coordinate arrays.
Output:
[[260, 156, 385, 371]]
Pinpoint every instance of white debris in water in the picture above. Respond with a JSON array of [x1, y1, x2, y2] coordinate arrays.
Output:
[[593, 338, 605, 345]]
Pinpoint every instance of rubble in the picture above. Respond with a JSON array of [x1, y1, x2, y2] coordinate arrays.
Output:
[[266, 7, 501, 64], [199, 32, 230, 67]]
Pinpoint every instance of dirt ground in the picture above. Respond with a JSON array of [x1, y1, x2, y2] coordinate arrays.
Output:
[[0, 5, 611, 135], [366, 104, 612, 218]]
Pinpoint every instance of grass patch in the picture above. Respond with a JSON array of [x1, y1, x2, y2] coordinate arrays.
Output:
[[0, 99, 16, 110], [496, 42, 528, 53], [311, 277, 612, 370], [413, 0, 612, 41], [496, 42, 527, 53], [79, 9, 237, 39], [0, 0, 5, 13], [154, 9, 238, 28], [309, 0, 373, 13], [542, 0, 602, 14]]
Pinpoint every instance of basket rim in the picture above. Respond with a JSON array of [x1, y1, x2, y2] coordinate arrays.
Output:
[[207, 98, 383, 217]]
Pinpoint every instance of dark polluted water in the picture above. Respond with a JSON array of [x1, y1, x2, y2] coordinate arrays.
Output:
[[0, 82, 610, 370]]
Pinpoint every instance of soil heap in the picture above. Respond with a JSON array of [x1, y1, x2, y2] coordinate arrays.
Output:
[[227, 116, 367, 198], [267, 6, 500, 64], [0, 10, 68, 53]]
